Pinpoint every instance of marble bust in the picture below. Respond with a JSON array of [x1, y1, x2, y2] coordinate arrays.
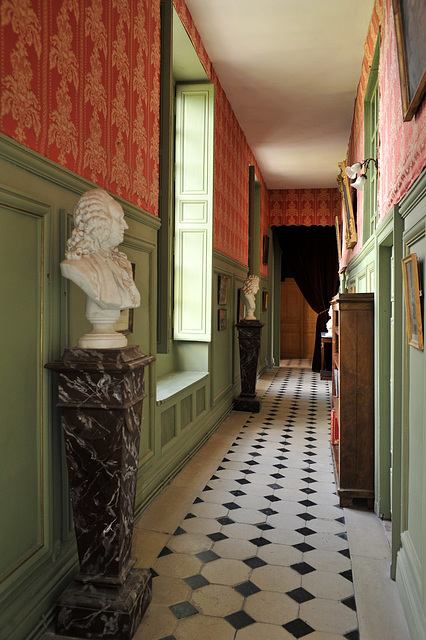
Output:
[[61, 189, 140, 348], [242, 274, 260, 320]]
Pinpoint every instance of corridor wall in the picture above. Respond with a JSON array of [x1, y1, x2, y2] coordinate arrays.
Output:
[[0, 1, 271, 637], [341, 0, 426, 638]]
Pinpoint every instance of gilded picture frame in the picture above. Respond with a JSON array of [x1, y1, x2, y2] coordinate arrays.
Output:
[[334, 216, 342, 262], [402, 253, 424, 350], [392, 0, 426, 121], [218, 274, 229, 305], [218, 308, 227, 331], [337, 161, 357, 249]]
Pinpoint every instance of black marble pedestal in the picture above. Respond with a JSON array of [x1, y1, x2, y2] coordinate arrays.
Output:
[[46, 346, 154, 640], [234, 319, 264, 413]]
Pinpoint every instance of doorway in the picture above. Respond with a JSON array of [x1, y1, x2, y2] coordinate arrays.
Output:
[[280, 278, 317, 360]]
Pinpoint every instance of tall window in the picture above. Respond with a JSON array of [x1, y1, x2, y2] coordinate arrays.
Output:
[[363, 34, 380, 241]]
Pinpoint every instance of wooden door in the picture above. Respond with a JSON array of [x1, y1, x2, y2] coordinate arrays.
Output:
[[280, 279, 317, 359]]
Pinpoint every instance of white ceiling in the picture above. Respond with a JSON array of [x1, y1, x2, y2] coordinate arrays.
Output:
[[179, 0, 375, 189]]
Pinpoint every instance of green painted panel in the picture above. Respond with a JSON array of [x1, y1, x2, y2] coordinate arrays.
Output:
[[161, 406, 176, 447], [0, 206, 43, 580], [196, 387, 205, 416], [181, 395, 192, 428]]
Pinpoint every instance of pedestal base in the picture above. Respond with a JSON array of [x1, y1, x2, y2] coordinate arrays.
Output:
[[56, 568, 152, 640], [234, 394, 261, 413]]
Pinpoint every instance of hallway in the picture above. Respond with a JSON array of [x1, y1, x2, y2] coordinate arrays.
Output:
[[130, 361, 411, 640]]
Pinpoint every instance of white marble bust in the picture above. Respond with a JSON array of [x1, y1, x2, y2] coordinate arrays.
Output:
[[61, 189, 140, 348], [242, 275, 260, 320]]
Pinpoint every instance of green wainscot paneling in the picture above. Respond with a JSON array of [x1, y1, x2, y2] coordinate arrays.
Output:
[[0, 203, 45, 580]]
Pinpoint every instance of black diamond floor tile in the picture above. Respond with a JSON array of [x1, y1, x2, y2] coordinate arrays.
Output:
[[173, 526, 186, 536], [169, 601, 198, 619], [260, 507, 278, 516], [283, 617, 315, 638], [196, 550, 220, 563], [225, 610, 255, 630], [207, 532, 228, 542], [295, 527, 316, 536], [342, 595, 357, 611], [234, 580, 261, 597], [286, 587, 315, 603], [249, 537, 272, 547], [184, 574, 209, 589], [344, 630, 360, 640], [340, 569, 354, 582], [293, 542, 315, 553], [299, 499, 316, 508], [297, 512, 316, 521], [217, 516, 235, 525], [290, 562, 316, 575], [243, 556, 267, 569], [223, 502, 240, 510]]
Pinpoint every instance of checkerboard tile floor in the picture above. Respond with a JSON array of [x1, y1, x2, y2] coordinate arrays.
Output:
[[134, 361, 359, 640]]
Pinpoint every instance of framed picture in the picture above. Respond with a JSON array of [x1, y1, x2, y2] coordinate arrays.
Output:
[[218, 274, 229, 305], [262, 235, 270, 265], [337, 161, 357, 249], [334, 216, 342, 262], [237, 288, 244, 321], [262, 291, 268, 311], [402, 253, 424, 350], [114, 263, 135, 335], [392, 0, 426, 121], [218, 308, 227, 331]]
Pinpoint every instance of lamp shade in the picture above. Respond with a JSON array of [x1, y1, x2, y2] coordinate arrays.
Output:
[[345, 162, 362, 179], [352, 173, 367, 190]]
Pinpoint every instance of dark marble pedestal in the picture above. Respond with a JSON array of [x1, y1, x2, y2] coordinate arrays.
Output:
[[234, 319, 264, 413], [45, 346, 155, 640]]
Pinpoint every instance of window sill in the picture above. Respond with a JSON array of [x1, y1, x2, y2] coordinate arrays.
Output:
[[156, 371, 209, 404]]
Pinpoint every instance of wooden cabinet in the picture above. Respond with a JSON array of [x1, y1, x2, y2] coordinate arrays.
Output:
[[331, 293, 374, 508]]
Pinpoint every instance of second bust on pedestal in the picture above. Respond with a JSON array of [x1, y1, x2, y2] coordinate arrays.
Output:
[[241, 274, 260, 320], [61, 189, 140, 348]]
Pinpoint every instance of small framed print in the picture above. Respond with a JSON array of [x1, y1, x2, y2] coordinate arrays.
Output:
[[237, 288, 244, 321], [402, 253, 424, 350], [262, 235, 270, 265], [218, 308, 227, 331], [218, 274, 229, 305], [262, 291, 268, 311], [114, 263, 135, 335]]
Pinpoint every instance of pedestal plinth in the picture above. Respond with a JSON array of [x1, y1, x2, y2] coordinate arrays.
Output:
[[45, 346, 155, 640], [234, 319, 264, 413]]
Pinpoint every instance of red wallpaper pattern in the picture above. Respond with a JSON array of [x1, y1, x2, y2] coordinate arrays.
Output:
[[269, 189, 340, 227], [343, 0, 426, 264], [1, 0, 161, 216]]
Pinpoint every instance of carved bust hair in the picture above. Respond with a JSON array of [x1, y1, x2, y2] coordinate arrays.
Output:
[[65, 189, 119, 259], [242, 274, 260, 295], [60, 189, 140, 311], [241, 274, 260, 320]]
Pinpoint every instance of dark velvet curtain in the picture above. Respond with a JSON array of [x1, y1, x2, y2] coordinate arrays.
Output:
[[273, 225, 339, 372]]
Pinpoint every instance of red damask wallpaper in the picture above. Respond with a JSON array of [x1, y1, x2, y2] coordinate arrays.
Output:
[[344, 0, 426, 264], [269, 189, 340, 227], [1, 0, 161, 215]]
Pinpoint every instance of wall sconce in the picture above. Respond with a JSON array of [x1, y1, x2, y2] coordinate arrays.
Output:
[[345, 158, 378, 190]]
